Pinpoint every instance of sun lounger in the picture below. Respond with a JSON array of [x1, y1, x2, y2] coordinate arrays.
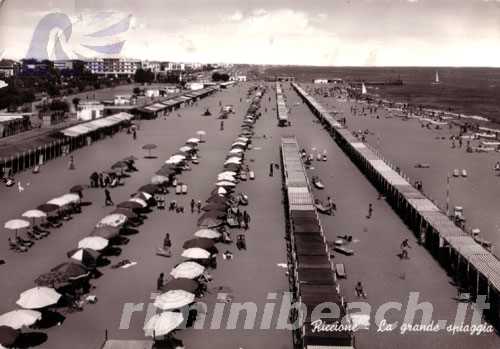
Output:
[[181, 184, 188, 195], [334, 246, 354, 256], [335, 263, 347, 278], [313, 180, 324, 189]]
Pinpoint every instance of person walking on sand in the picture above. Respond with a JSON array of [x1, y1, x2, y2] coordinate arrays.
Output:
[[190, 199, 195, 213], [163, 233, 172, 256], [104, 188, 114, 206], [355, 281, 367, 298], [367, 203, 373, 219], [220, 120, 224, 131], [400, 239, 411, 259], [68, 155, 75, 170], [269, 163, 274, 177], [197, 200, 202, 213], [157, 273, 164, 291]]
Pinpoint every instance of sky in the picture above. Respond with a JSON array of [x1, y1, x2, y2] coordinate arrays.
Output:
[[0, 0, 500, 66]]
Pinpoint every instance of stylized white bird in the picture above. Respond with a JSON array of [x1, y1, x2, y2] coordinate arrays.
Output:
[[25, 10, 133, 60]]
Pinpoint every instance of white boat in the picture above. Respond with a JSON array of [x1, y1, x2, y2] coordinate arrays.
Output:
[[461, 169, 468, 177], [432, 71, 440, 85]]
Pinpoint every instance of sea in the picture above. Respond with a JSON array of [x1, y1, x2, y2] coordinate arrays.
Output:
[[263, 66, 500, 124]]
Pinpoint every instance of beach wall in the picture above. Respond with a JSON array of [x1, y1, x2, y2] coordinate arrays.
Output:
[[291, 82, 500, 329]]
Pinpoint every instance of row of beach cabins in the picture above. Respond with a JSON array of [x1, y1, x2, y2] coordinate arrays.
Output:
[[281, 136, 356, 349], [276, 82, 289, 127], [292, 82, 500, 330], [0, 87, 219, 177]]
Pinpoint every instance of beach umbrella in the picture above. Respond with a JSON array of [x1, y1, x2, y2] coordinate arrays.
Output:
[[170, 261, 205, 279], [162, 278, 199, 293], [133, 192, 152, 203], [21, 210, 47, 223], [217, 174, 236, 182], [78, 236, 108, 251], [142, 144, 157, 158], [51, 262, 90, 280], [183, 238, 215, 250], [219, 171, 237, 176], [154, 290, 195, 310], [194, 229, 221, 239], [0, 310, 41, 329], [57, 194, 80, 206], [4, 219, 30, 235], [16, 287, 61, 309], [201, 203, 228, 212], [224, 158, 241, 165], [117, 201, 143, 210], [129, 197, 147, 208], [35, 271, 72, 289], [217, 187, 227, 196], [138, 184, 160, 194], [151, 175, 169, 185], [90, 225, 120, 240], [67, 248, 100, 269], [179, 146, 192, 153], [46, 197, 67, 207], [0, 326, 19, 347], [229, 148, 244, 154], [224, 163, 241, 171], [197, 213, 223, 227], [215, 181, 236, 187], [111, 161, 128, 170], [182, 247, 211, 260], [165, 155, 185, 165], [112, 208, 138, 220], [186, 138, 200, 144], [196, 130, 206, 136], [96, 214, 127, 228], [122, 155, 138, 162], [143, 311, 184, 337], [69, 185, 84, 194], [36, 203, 59, 213]]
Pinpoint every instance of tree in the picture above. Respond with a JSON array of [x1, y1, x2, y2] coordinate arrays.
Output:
[[72, 97, 80, 110], [212, 72, 230, 82], [134, 69, 154, 84]]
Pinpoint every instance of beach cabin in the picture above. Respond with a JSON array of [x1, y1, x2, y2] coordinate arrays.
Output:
[[77, 100, 104, 121]]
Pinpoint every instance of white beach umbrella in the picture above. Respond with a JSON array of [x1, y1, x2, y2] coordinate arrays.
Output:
[[16, 287, 61, 309], [232, 141, 247, 147], [181, 247, 211, 259], [22, 210, 47, 220], [78, 236, 109, 251], [170, 261, 205, 279], [194, 229, 221, 239], [96, 214, 127, 228], [229, 148, 244, 154], [224, 158, 241, 165], [196, 130, 206, 136], [60, 193, 80, 204], [186, 138, 200, 144], [4, 219, 30, 231], [151, 175, 169, 185], [46, 197, 67, 207], [217, 174, 236, 182], [179, 146, 192, 153], [138, 192, 153, 200], [0, 309, 42, 329], [129, 197, 147, 207], [218, 187, 227, 196], [215, 181, 236, 187], [143, 311, 184, 337], [219, 171, 237, 177], [153, 290, 195, 310]]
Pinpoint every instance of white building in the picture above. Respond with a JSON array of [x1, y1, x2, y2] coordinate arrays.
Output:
[[161, 62, 185, 72], [77, 101, 104, 121], [187, 82, 204, 91], [313, 79, 328, 84], [141, 61, 161, 73], [114, 95, 133, 105], [84, 58, 141, 77], [145, 89, 160, 98]]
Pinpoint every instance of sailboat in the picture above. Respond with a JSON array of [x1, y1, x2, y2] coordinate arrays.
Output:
[[361, 82, 367, 95], [432, 71, 440, 85]]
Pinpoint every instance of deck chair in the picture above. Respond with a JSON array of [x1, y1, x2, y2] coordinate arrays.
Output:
[[334, 246, 354, 256], [335, 263, 347, 278]]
